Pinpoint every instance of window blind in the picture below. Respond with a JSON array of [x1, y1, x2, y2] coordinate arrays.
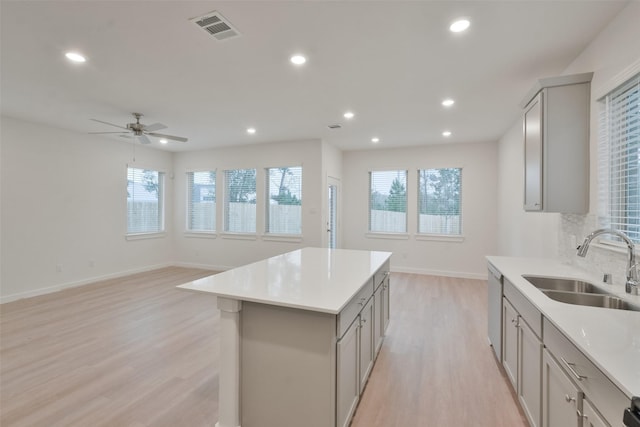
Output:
[[187, 171, 216, 232], [418, 168, 462, 235], [224, 169, 256, 233], [600, 73, 640, 242], [127, 167, 164, 234], [369, 170, 407, 233], [266, 166, 302, 234]]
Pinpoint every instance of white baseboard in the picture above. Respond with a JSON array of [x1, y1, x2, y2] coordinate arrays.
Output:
[[173, 261, 232, 272], [0, 263, 172, 304], [391, 265, 488, 280]]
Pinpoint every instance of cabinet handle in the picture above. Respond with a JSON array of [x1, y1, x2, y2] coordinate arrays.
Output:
[[565, 394, 575, 403], [560, 357, 587, 381]]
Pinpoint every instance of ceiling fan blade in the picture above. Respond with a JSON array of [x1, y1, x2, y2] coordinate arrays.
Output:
[[89, 131, 128, 134], [144, 122, 167, 132], [90, 118, 129, 130], [147, 132, 188, 143], [138, 134, 152, 145]]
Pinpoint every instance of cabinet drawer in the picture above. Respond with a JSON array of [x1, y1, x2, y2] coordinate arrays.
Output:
[[337, 280, 373, 338], [504, 278, 542, 339], [543, 318, 628, 424], [374, 261, 390, 290]]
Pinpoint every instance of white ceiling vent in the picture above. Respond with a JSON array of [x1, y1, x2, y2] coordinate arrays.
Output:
[[328, 124, 342, 129], [190, 11, 240, 41]]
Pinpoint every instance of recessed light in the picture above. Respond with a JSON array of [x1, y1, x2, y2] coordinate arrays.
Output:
[[159, 139, 168, 144], [442, 131, 452, 137], [247, 127, 256, 134], [442, 99, 455, 107], [64, 51, 87, 63], [371, 137, 380, 143], [344, 111, 355, 119], [449, 19, 470, 33], [290, 54, 306, 65]]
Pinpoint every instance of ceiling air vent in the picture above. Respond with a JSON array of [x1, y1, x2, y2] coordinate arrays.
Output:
[[328, 124, 342, 129], [190, 11, 240, 41]]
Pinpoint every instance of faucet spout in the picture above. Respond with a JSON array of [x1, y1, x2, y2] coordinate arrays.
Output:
[[576, 228, 638, 295]]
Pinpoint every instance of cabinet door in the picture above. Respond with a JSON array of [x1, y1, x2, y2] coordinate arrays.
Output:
[[519, 319, 542, 427], [359, 298, 375, 390], [581, 399, 609, 427], [542, 349, 581, 427], [381, 276, 390, 332], [524, 91, 543, 211], [337, 319, 360, 427], [502, 298, 519, 389], [373, 285, 383, 355]]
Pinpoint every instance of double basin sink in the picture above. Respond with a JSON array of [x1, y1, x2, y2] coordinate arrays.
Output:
[[522, 276, 639, 312]]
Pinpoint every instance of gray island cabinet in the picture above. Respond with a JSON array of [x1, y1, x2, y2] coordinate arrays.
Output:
[[179, 247, 392, 427]]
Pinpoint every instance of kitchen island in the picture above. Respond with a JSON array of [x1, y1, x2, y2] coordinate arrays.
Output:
[[178, 247, 392, 427]]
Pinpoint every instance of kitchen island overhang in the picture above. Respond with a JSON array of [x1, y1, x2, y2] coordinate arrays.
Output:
[[178, 247, 392, 427]]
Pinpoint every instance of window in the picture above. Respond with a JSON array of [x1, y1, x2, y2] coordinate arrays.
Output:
[[369, 170, 407, 233], [187, 171, 216, 232], [418, 168, 462, 235], [599, 73, 640, 242], [266, 167, 302, 235], [127, 167, 164, 234], [224, 169, 256, 233]]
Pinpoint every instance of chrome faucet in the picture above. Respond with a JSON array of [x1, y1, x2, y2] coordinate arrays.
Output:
[[577, 228, 639, 295]]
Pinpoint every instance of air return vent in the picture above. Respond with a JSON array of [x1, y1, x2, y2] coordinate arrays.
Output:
[[190, 11, 240, 41], [328, 124, 342, 129]]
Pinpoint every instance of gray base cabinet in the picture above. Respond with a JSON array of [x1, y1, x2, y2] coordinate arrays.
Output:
[[502, 279, 543, 427], [240, 260, 390, 427], [542, 348, 582, 427]]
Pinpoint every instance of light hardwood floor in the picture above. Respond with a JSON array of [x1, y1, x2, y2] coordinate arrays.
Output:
[[1, 267, 527, 427]]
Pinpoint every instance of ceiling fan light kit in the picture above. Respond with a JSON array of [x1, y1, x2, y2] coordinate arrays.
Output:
[[89, 112, 188, 144]]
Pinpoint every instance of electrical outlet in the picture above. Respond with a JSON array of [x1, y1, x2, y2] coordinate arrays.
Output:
[[56, 264, 63, 272], [89, 260, 95, 267]]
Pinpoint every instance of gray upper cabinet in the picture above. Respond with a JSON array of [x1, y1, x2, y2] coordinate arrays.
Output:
[[521, 72, 593, 213]]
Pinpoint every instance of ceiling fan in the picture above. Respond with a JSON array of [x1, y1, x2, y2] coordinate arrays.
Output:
[[89, 112, 188, 144]]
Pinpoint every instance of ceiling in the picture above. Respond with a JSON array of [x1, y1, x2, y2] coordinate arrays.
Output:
[[0, 1, 628, 152]]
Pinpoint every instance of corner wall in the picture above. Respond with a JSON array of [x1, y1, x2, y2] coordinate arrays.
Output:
[[342, 141, 498, 279], [496, 2, 640, 279], [0, 116, 175, 302]]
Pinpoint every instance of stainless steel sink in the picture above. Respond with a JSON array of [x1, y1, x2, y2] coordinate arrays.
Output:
[[522, 275, 608, 294], [542, 290, 639, 311]]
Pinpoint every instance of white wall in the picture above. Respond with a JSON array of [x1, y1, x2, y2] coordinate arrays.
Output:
[[172, 140, 325, 270], [0, 115, 174, 302], [497, 120, 560, 257], [496, 1, 640, 264], [342, 141, 498, 279]]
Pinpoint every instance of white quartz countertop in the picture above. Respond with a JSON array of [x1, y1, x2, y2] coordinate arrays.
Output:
[[178, 247, 392, 314], [487, 256, 640, 398]]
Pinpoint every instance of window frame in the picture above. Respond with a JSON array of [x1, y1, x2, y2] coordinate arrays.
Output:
[[186, 170, 217, 236], [598, 72, 640, 245], [264, 166, 303, 237], [223, 168, 257, 235], [417, 168, 463, 237], [126, 165, 165, 239], [367, 169, 408, 236]]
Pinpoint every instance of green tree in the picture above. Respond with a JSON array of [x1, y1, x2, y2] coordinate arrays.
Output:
[[270, 167, 301, 205], [142, 170, 159, 196], [370, 191, 387, 210], [386, 177, 406, 212], [227, 169, 256, 203], [422, 169, 460, 215]]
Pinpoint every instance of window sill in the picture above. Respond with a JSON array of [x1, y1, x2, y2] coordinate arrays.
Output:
[[221, 232, 258, 241], [184, 231, 217, 239], [415, 234, 465, 243], [125, 232, 166, 241], [366, 232, 410, 240], [262, 234, 303, 243]]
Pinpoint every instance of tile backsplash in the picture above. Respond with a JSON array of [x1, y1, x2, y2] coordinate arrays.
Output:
[[560, 213, 633, 286]]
